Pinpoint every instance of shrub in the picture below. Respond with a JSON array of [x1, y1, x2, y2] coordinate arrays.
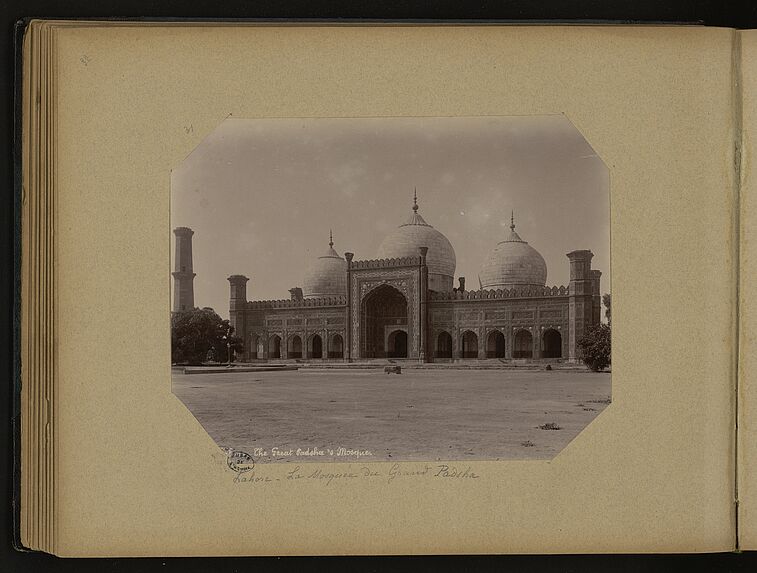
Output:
[[577, 323, 611, 372], [171, 307, 244, 365]]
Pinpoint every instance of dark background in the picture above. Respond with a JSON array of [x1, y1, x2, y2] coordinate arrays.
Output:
[[3, 1, 757, 572]]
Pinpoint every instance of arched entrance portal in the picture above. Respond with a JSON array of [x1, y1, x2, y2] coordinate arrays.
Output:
[[387, 330, 408, 358], [461, 330, 478, 359], [360, 284, 408, 358], [436, 331, 453, 359], [513, 330, 533, 359], [486, 330, 506, 358], [288, 335, 303, 359], [542, 329, 562, 358], [329, 334, 344, 359], [308, 334, 323, 359], [269, 335, 282, 359]]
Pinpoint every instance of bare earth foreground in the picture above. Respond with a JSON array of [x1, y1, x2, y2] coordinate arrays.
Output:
[[172, 368, 611, 463]]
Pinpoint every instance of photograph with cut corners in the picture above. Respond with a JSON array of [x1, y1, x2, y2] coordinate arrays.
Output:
[[170, 115, 611, 464]]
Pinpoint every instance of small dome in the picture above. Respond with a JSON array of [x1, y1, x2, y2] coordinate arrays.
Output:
[[302, 232, 347, 298], [376, 192, 456, 291], [479, 214, 547, 289]]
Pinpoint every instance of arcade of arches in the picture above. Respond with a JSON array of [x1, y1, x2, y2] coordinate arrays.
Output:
[[265, 324, 561, 361], [262, 332, 345, 360], [432, 328, 563, 360]]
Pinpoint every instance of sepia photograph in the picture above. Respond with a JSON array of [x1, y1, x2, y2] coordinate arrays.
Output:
[[170, 115, 611, 463]]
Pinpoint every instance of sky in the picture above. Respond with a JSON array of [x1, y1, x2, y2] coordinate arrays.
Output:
[[171, 115, 609, 319]]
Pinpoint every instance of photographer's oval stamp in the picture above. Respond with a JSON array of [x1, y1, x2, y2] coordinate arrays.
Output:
[[226, 449, 255, 474]]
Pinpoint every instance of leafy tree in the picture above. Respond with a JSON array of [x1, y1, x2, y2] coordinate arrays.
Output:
[[577, 323, 611, 372], [171, 307, 244, 365], [602, 293, 611, 324]]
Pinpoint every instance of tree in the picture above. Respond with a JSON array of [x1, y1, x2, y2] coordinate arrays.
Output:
[[602, 293, 611, 324], [577, 323, 611, 372], [171, 307, 244, 365]]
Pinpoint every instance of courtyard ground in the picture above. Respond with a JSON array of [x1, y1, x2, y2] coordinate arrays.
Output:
[[172, 368, 611, 463]]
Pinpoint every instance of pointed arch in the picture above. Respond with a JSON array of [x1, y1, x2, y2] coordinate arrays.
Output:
[[249, 333, 259, 360], [329, 333, 344, 359], [308, 333, 323, 359], [460, 330, 478, 359], [513, 329, 533, 359], [486, 330, 506, 358], [387, 330, 408, 358], [269, 334, 282, 359], [436, 331, 453, 359], [288, 334, 303, 359], [542, 328, 562, 359]]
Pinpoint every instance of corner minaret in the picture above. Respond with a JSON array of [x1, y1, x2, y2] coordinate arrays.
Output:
[[567, 249, 596, 361], [172, 227, 196, 312]]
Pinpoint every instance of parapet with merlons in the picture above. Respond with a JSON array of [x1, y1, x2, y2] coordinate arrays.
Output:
[[349, 256, 423, 270], [429, 285, 568, 301], [247, 295, 347, 309]]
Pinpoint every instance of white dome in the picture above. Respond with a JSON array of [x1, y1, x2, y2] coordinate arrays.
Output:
[[302, 234, 347, 298], [376, 195, 456, 291], [479, 219, 547, 289]]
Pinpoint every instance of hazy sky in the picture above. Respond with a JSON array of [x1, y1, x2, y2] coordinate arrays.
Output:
[[171, 116, 609, 318]]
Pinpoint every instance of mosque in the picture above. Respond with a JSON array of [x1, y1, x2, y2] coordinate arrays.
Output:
[[173, 194, 602, 363]]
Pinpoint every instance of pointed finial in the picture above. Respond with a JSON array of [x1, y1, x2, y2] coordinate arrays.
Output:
[[412, 187, 419, 212], [329, 229, 334, 248], [510, 210, 515, 231]]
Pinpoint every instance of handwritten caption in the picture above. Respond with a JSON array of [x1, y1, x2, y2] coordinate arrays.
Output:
[[231, 462, 480, 485]]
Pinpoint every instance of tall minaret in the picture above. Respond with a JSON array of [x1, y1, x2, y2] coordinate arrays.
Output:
[[172, 227, 196, 312]]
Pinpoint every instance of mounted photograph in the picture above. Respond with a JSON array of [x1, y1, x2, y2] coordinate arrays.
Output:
[[170, 115, 611, 463]]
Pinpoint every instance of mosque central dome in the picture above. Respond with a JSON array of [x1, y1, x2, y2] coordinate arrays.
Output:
[[479, 214, 547, 290], [376, 192, 456, 292], [302, 232, 347, 298]]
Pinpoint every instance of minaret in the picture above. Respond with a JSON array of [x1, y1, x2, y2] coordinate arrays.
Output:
[[172, 227, 196, 312], [567, 249, 595, 361]]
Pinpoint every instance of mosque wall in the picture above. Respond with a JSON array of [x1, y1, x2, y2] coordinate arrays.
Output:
[[234, 302, 347, 361], [428, 294, 570, 360], [231, 289, 578, 362]]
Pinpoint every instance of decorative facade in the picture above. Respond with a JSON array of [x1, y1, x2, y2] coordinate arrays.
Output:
[[179, 195, 603, 364]]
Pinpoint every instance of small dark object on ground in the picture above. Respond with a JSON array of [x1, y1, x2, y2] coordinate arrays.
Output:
[[384, 365, 402, 374], [538, 422, 561, 431], [545, 364, 552, 371]]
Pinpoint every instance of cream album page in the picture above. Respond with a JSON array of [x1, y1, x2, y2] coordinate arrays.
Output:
[[42, 24, 736, 555]]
